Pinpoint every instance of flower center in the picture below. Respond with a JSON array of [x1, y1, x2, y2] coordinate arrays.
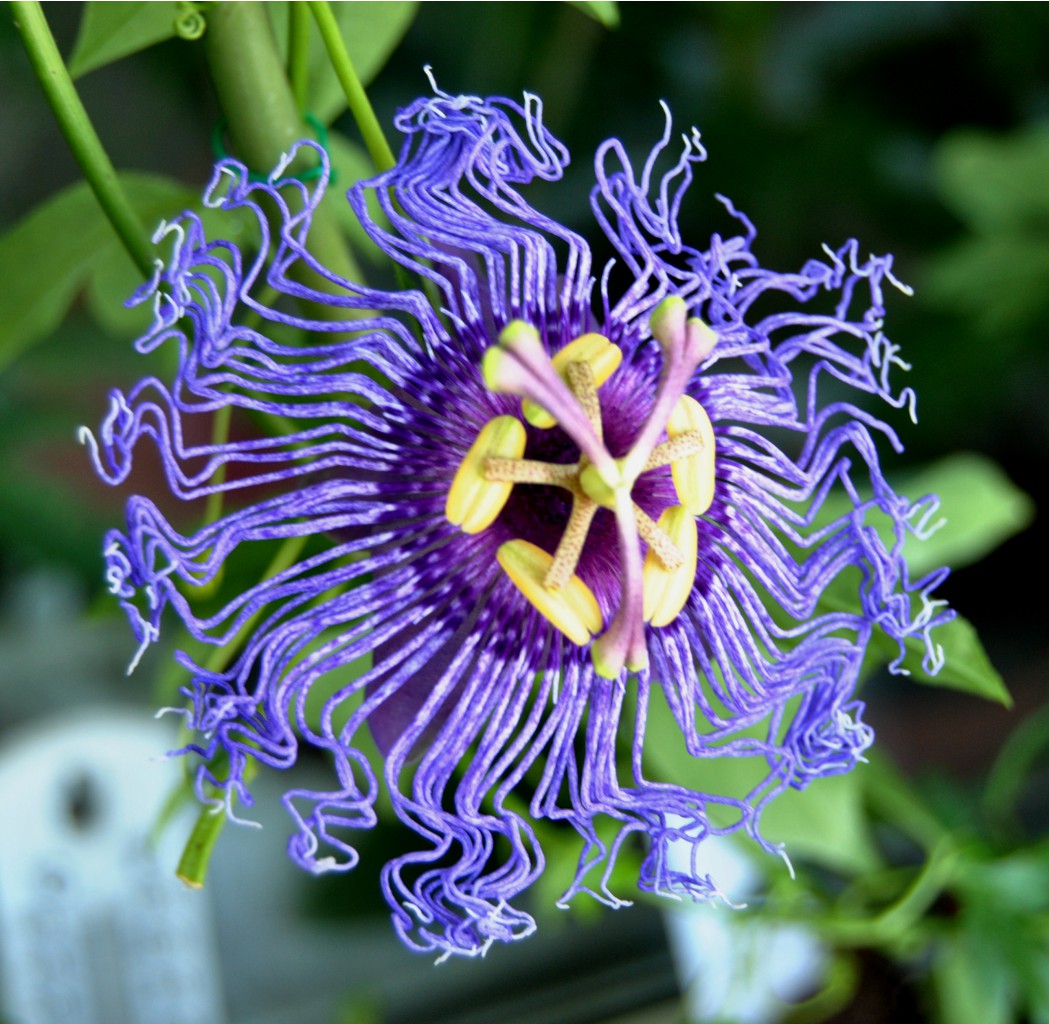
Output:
[[445, 298, 717, 678]]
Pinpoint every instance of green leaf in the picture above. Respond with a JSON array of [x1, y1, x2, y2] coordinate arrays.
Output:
[[825, 573, 1012, 706], [84, 238, 157, 341], [963, 845, 1049, 916], [933, 930, 1013, 1024], [83, 189, 250, 342], [69, 2, 183, 78], [760, 770, 881, 876], [817, 453, 1033, 579], [809, 454, 1022, 705], [958, 854, 1049, 1024], [984, 705, 1049, 824], [269, 3, 419, 125], [900, 613, 1012, 707], [928, 126, 1049, 341], [0, 175, 194, 370], [924, 233, 1049, 340], [935, 126, 1049, 234], [905, 453, 1033, 577], [931, 864, 1049, 1024], [641, 683, 879, 875], [568, 1, 621, 28], [0, 312, 161, 583]]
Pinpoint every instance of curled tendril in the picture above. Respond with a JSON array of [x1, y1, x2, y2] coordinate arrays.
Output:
[[174, 3, 206, 41]]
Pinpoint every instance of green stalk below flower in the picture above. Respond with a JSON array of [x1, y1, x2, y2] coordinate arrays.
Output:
[[307, 0, 397, 173]]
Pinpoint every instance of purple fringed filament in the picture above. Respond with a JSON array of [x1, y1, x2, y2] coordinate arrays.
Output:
[[84, 88, 952, 958]]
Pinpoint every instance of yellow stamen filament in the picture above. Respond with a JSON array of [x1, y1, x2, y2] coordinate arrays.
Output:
[[633, 505, 684, 572], [564, 360, 602, 439], [445, 416, 527, 534], [644, 431, 705, 471], [544, 491, 599, 591], [666, 396, 716, 515], [523, 333, 622, 428], [497, 539, 603, 645], [483, 458, 577, 487], [642, 506, 698, 626]]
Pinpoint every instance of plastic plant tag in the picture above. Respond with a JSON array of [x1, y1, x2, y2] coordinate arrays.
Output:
[[663, 832, 827, 1023], [0, 708, 225, 1024]]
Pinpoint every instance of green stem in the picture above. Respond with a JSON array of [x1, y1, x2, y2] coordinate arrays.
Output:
[[176, 756, 259, 890], [288, 2, 312, 112], [820, 838, 957, 949], [983, 701, 1049, 826], [783, 953, 859, 1024], [10, 0, 154, 278], [303, 4, 439, 315], [203, 2, 303, 170], [176, 804, 226, 889], [151, 771, 196, 848], [307, 1, 397, 173]]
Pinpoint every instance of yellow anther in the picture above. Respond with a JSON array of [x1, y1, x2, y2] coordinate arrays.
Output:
[[666, 395, 716, 515], [497, 539, 603, 646], [522, 333, 623, 428], [642, 506, 698, 627], [554, 334, 623, 387], [445, 416, 527, 534]]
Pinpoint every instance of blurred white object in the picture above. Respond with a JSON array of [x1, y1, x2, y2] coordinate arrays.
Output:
[[664, 834, 826, 1023], [0, 709, 225, 1024]]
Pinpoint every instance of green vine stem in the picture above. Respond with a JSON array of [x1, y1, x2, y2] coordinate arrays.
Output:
[[308, 0, 397, 173], [288, 2, 312, 112], [174, 1, 394, 884], [863, 753, 947, 853], [176, 757, 258, 889], [203, 2, 303, 168], [983, 701, 1049, 830], [176, 805, 226, 889], [819, 838, 959, 950], [174, 534, 308, 887], [10, 0, 155, 278], [306, 2, 440, 316], [202, 404, 232, 528]]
